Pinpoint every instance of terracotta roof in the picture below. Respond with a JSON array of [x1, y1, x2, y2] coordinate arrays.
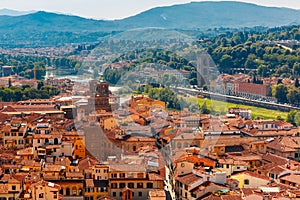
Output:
[[78, 156, 99, 170], [262, 153, 299, 166], [241, 188, 254, 196], [244, 194, 263, 200], [12, 104, 58, 112], [202, 194, 222, 200], [241, 128, 296, 137], [1, 174, 20, 184], [30, 180, 60, 190], [148, 173, 164, 181], [221, 195, 243, 200], [176, 173, 202, 186], [257, 163, 287, 175], [21, 160, 41, 167], [43, 164, 62, 172], [233, 171, 270, 181], [65, 172, 84, 179], [280, 174, 300, 185], [17, 147, 34, 156], [109, 164, 146, 172]]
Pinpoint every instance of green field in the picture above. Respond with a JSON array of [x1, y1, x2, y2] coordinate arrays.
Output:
[[187, 97, 289, 120]]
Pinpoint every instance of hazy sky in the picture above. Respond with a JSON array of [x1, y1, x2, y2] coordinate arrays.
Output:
[[0, 0, 299, 19]]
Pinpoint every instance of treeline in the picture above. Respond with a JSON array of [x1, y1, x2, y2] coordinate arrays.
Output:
[[0, 83, 59, 102], [206, 26, 300, 77], [274, 82, 300, 105], [0, 54, 81, 80], [104, 48, 198, 85], [136, 84, 197, 111], [0, 31, 109, 47]]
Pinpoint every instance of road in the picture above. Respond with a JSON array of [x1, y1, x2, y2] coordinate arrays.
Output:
[[175, 87, 300, 112]]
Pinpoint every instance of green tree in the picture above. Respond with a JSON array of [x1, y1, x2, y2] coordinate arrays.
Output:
[[275, 84, 288, 103], [287, 110, 297, 125], [293, 62, 300, 77], [295, 78, 300, 88], [8, 78, 12, 87], [200, 101, 210, 114], [37, 81, 44, 90], [219, 55, 233, 73], [245, 54, 258, 69], [294, 111, 300, 127], [257, 64, 268, 77], [287, 87, 300, 105]]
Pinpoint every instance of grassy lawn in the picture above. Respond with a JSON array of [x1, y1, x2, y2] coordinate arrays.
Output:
[[186, 97, 289, 120]]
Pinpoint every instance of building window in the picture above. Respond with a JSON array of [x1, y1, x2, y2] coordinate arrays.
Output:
[[128, 183, 134, 188], [137, 183, 143, 188], [12, 185, 16, 190], [138, 192, 142, 197], [244, 179, 250, 185], [119, 183, 125, 188], [111, 183, 117, 188], [119, 192, 122, 197], [147, 183, 153, 188], [112, 192, 116, 197], [39, 193, 44, 198], [137, 173, 144, 178], [53, 191, 58, 199], [120, 173, 125, 178], [177, 142, 182, 149], [226, 164, 229, 169]]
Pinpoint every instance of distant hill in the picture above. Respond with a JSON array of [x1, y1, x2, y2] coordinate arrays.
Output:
[[0, 11, 113, 32], [1, 2, 300, 32], [116, 1, 300, 29], [1, 1, 300, 46], [0, 8, 34, 16]]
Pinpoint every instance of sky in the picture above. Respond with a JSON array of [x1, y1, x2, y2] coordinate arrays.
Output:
[[0, 0, 300, 20]]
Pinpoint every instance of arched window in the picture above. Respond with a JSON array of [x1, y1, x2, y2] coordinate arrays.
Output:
[[54, 138, 59, 145], [184, 142, 189, 148], [177, 142, 182, 149], [66, 188, 70, 196], [72, 187, 77, 196]]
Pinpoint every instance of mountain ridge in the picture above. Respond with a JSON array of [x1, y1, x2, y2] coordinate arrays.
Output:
[[1, 2, 300, 31], [0, 1, 300, 46], [0, 8, 35, 16]]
